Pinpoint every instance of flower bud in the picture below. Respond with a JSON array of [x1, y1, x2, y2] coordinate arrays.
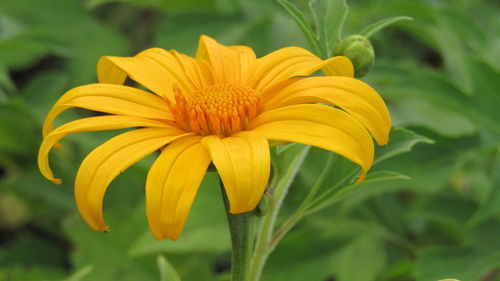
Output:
[[333, 35, 375, 77]]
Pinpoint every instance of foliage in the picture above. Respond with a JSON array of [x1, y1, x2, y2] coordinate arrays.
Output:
[[0, 0, 499, 280]]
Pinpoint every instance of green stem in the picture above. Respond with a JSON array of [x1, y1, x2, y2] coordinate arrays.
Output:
[[270, 153, 337, 250], [274, 0, 322, 56], [270, 211, 302, 250], [306, 168, 358, 213], [299, 153, 336, 211], [248, 146, 310, 281], [222, 182, 255, 281]]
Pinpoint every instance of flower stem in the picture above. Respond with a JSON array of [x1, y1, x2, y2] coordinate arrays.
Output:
[[222, 182, 255, 281], [248, 146, 310, 281], [270, 153, 337, 250]]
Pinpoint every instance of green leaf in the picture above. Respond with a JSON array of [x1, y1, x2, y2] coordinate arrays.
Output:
[[0, 63, 16, 98], [307, 171, 410, 214], [429, 19, 474, 94], [275, 0, 321, 55], [374, 127, 434, 165], [0, 101, 39, 161], [155, 15, 246, 56], [60, 166, 164, 281], [260, 225, 340, 281], [85, 0, 236, 15], [1, 169, 74, 209], [309, 0, 348, 57], [369, 63, 479, 137], [262, 217, 387, 281], [62, 266, 94, 281], [298, 128, 430, 212], [130, 223, 229, 256], [0, 266, 65, 281], [0, 36, 50, 71], [359, 16, 413, 38], [467, 59, 500, 137], [0, 232, 67, 268], [157, 255, 181, 281], [0, 0, 128, 86], [333, 232, 386, 281], [467, 146, 500, 226], [415, 245, 500, 281], [20, 71, 69, 120], [64, 215, 157, 281], [391, 97, 477, 138]]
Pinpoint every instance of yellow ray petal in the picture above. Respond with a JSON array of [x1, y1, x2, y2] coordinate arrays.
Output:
[[75, 128, 190, 231], [96, 57, 127, 85], [42, 83, 173, 137], [145, 136, 210, 240], [322, 56, 354, 77], [249, 105, 374, 182], [38, 115, 172, 183], [196, 35, 248, 84], [245, 48, 353, 94], [230, 45, 257, 80], [233, 131, 271, 210], [262, 76, 391, 145], [169, 50, 214, 90], [260, 77, 304, 99], [201, 132, 270, 214], [98, 48, 199, 98]]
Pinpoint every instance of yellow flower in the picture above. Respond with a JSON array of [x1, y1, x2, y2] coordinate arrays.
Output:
[[38, 35, 391, 241]]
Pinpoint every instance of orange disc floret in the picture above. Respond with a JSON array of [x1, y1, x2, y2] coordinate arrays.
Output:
[[167, 84, 260, 136]]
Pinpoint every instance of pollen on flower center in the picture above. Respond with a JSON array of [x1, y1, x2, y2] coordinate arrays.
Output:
[[167, 84, 260, 136]]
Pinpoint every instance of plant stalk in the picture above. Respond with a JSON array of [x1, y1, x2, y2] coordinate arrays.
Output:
[[222, 181, 255, 281], [248, 146, 310, 281]]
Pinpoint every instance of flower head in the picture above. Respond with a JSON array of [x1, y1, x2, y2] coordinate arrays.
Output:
[[38, 35, 391, 240]]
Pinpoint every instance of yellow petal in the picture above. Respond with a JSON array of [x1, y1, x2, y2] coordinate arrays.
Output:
[[249, 104, 374, 182], [38, 115, 171, 183], [262, 76, 391, 145], [96, 57, 127, 85], [75, 128, 190, 231], [145, 136, 210, 240], [245, 47, 352, 93], [42, 83, 173, 137], [230, 45, 257, 80], [201, 131, 270, 214], [322, 56, 354, 77], [98, 48, 198, 98], [196, 35, 252, 84], [169, 50, 214, 90]]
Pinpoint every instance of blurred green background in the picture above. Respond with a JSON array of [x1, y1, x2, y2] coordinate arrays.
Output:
[[0, 0, 499, 280]]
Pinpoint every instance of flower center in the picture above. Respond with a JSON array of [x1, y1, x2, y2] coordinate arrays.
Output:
[[167, 84, 260, 136]]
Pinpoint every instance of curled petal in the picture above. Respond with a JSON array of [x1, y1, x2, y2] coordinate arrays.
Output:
[[245, 48, 353, 94], [39, 115, 172, 183], [42, 83, 173, 137], [201, 131, 270, 213], [262, 76, 391, 145], [75, 128, 190, 231], [146, 136, 210, 240], [249, 104, 374, 182], [322, 56, 354, 77]]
